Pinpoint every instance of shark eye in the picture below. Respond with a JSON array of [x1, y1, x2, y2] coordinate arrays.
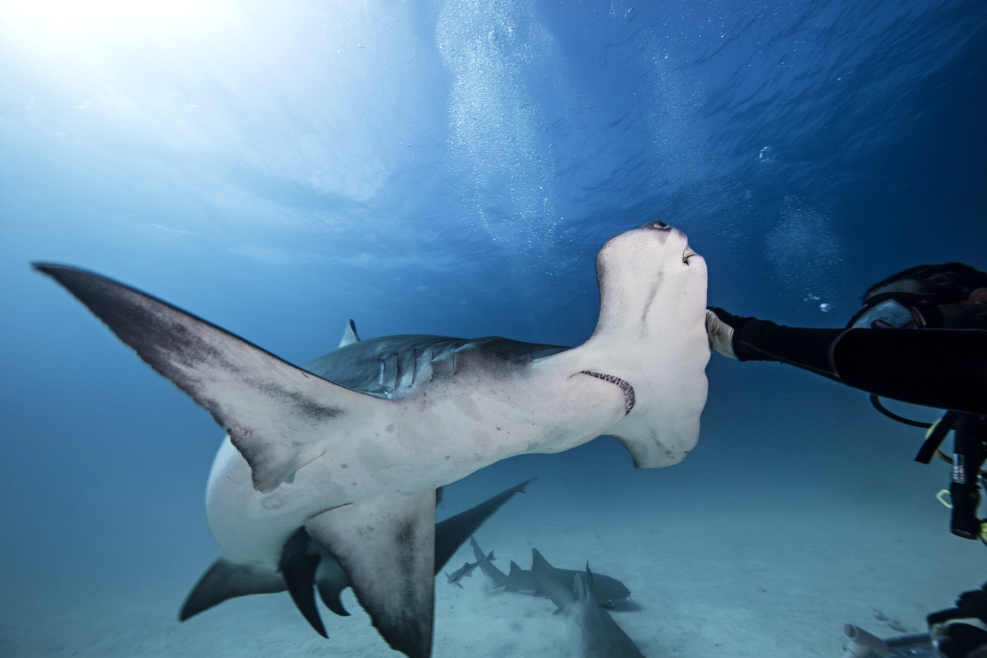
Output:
[[643, 221, 671, 231]]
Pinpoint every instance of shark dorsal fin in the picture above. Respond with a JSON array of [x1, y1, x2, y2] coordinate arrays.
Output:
[[573, 572, 587, 601], [530, 548, 553, 573], [338, 319, 360, 348], [583, 563, 596, 598], [508, 561, 524, 577]]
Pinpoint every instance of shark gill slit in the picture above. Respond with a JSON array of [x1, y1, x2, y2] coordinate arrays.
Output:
[[579, 371, 635, 415]]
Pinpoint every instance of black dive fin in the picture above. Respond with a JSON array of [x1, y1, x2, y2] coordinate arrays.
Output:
[[433, 478, 533, 573], [34, 264, 388, 494], [280, 528, 328, 638], [315, 548, 352, 617], [306, 491, 436, 658], [179, 558, 285, 621]]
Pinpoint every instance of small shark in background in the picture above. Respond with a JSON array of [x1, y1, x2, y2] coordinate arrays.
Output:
[[529, 548, 630, 608], [469, 538, 630, 608], [446, 549, 495, 588], [528, 566, 646, 658]]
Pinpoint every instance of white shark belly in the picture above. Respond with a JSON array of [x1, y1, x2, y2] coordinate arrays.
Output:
[[205, 369, 625, 567]]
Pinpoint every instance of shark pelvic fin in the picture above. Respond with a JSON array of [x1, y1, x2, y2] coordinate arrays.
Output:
[[314, 548, 352, 617], [34, 265, 389, 493], [306, 491, 436, 658], [179, 558, 285, 621], [280, 528, 328, 638]]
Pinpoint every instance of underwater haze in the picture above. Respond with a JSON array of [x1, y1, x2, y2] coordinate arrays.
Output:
[[1, 1, 985, 656]]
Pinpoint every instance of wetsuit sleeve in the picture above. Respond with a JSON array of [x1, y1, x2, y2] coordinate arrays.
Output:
[[833, 328, 987, 415], [732, 319, 841, 379], [733, 320, 987, 414]]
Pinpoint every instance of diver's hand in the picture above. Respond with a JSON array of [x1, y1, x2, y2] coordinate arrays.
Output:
[[705, 307, 739, 358]]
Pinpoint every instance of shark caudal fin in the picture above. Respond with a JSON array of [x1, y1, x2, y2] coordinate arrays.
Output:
[[34, 264, 390, 493], [306, 491, 436, 658]]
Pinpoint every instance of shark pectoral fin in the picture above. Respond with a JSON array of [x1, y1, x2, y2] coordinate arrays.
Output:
[[280, 528, 327, 638], [34, 265, 388, 493], [179, 557, 285, 621], [306, 491, 436, 658], [315, 550, 352, 617]]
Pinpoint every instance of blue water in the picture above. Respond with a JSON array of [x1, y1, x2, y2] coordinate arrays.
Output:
[[1, 1, 985, 656]]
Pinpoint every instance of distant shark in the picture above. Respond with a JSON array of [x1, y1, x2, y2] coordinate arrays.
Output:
[[528, 565, 646, 657], [34, 221, 708, 658], [469, 538, 630, 608], [445, 549, 495, 588]]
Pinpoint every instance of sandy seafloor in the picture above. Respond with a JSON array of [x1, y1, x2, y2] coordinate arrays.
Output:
[[2, 487, 983, 657], [2, 370, 984, 658]]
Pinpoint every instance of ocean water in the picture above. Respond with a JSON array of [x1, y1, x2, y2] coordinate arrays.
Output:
[[0, 1, 985, 656]]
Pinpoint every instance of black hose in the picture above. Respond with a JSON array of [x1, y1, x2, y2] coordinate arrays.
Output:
[[869, 394, 934, 428]]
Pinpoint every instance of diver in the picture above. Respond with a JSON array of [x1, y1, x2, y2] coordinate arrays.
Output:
[[704, 262, 987, 658]]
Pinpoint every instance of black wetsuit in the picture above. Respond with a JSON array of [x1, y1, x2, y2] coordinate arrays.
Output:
[[715, 310, 987, 541], [719, 315, 987, 415]]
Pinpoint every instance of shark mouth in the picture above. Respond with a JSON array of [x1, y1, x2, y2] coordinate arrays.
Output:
[[580, 371, 635, 415]]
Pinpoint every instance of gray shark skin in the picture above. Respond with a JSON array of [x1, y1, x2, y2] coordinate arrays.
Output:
[[528, 567, 646, 657], [446, 549, 494, 588], [572, 567, 646, 658], [180, 477, 534, 634], [34, 222, 708, 658], [530, 548, 630, 607]]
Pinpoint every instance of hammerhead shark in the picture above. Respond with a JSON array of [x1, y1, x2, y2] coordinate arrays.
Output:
[[35, 221, 708, 657]]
